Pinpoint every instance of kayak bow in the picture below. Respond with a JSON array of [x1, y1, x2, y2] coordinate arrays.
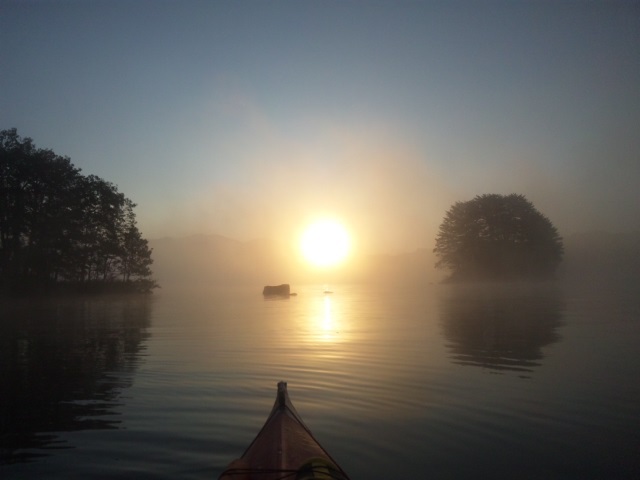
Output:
[[219, 381, 350, 480]]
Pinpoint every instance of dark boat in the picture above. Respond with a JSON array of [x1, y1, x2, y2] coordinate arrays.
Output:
[[218, 382, 350, 480]]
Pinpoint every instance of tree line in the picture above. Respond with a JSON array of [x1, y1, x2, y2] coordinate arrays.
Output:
[[0, 129, 155, 293]]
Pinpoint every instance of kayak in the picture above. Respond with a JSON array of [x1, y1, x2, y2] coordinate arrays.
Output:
[[218, 381, 351, 480]]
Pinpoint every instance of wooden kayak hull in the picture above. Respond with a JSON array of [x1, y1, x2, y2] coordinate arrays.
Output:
[[219, 382, 350, 480]]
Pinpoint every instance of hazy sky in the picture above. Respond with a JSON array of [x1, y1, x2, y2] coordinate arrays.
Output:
[[2, 0, 639, 254]]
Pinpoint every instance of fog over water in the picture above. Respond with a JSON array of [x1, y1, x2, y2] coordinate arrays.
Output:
[[148, 230, 640, 290], [2, 273, 639, 479]]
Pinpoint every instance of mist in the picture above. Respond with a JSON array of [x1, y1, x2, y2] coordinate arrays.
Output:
[[149, 234, 443, 290], [149, 230, 640, 292]]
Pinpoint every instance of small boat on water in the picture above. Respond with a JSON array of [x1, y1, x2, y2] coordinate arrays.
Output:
[[218, 381, 350, 480]]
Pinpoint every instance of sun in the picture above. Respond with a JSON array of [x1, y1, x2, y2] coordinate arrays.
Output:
[[300, 219, 351, 267]]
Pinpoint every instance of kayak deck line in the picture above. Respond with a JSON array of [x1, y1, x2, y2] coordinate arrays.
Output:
[[219, 381, 350, 480]]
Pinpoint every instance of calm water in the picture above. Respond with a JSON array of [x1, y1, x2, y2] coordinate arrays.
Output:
[[1, 281, 639, 479]]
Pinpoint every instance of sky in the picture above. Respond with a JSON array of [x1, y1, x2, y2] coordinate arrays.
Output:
[[2, 0, 639, 255]]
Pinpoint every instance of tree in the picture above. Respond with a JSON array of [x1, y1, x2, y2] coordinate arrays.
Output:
[[119, 224, 153, 282], [0, 128, 156, 293], [434, 194, 563, 281], [0, 129, 83, 285]]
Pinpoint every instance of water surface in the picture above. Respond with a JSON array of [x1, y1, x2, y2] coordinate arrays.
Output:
[[1, 282, 639, 479]]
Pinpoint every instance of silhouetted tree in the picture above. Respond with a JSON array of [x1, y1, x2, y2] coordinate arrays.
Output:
[[119, 222, 153, 281], [0, 129, 81, 285], [0, 128, 155, 292], [434, 194, 563, 281]]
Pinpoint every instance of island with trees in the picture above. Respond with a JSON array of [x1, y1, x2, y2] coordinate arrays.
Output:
[[0, 128, 156, 294], [434, 194, 564, 282]]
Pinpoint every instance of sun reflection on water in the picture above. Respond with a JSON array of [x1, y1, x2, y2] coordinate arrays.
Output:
[[319, 295, 335, 341], [302, 293, 346, 344]]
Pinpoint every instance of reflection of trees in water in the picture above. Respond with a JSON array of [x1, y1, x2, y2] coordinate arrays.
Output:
[[439, 284, 564, 376], [0, 296, 152, 464]]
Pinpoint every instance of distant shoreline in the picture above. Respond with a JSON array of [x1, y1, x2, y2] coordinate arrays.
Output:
[[0, 279, 158, 297]]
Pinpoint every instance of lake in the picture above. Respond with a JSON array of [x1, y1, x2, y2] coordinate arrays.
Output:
[[1, 280, 639, 479]]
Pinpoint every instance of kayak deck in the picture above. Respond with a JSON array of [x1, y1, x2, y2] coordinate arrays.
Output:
[[219, 382, 350, 480]]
